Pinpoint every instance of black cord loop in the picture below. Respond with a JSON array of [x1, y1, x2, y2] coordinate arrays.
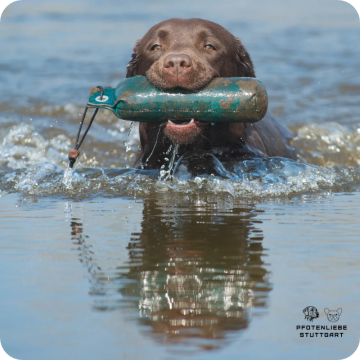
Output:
[[68, 85, 105, 168]]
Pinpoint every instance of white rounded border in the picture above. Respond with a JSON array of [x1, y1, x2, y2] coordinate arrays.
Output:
[[0, 0, 359, 360], [339, 0, 360, 20], [340, 340, 360, 360], [0, 0, 21, 22], [0, 339, 20, 360]]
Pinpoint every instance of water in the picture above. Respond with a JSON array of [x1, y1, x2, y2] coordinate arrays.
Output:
[[1, 0, 360, 359]]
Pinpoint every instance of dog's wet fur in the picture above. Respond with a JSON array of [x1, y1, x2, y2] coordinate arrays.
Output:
[[126, 18, 296, 172]]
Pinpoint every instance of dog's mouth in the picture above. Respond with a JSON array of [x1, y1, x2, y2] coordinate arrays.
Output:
[[164, 118, 204, 144], [166, 118, 204, 132], [167, 118, 196, 126]]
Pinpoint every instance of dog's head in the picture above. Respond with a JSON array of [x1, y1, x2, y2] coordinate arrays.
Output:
[[303, 306, 319, 322], [127, 18, 255, 89], [324, 308, 342, 322], [126, 18, 255, 150]]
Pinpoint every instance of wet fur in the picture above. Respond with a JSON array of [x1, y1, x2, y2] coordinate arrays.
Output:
[[126, 18, 296, 170]]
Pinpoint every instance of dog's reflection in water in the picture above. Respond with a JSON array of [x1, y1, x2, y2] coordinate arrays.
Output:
[[70, 197, 271, 350]]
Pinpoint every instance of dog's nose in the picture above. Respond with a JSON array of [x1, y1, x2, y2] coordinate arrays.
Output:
[[163, 54, 192, 77]]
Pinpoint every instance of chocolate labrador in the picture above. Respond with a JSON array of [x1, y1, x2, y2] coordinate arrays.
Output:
[[126, 18, 295, 173]]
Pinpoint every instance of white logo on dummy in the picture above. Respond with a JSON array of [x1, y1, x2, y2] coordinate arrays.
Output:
[[0, 0, 20, 22], [0, 340, 20, 360]]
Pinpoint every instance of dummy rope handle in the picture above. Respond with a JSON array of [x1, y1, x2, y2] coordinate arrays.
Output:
[[68, 86, 104, 168]]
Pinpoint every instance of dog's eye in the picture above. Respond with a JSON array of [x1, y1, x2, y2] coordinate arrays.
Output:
[[150, 44, 161, 51], [204, 44, 216, 51]]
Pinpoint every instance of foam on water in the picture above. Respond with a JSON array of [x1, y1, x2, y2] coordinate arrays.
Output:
[[292, 122, 360, 167], [0, 122, 72, 169], [1, 157, 359, 200], [0, 113, 139, 170]]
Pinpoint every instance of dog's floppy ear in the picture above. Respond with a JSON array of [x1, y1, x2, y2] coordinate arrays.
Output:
[[337, 308, 342, 315], [303, 307, 309, 316], [234, 37, 256, 78], [324, 308, 330, 315], [126, 39, 141, 78]]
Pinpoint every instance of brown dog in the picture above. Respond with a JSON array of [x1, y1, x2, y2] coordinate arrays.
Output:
[[126, 18, 295, 172]]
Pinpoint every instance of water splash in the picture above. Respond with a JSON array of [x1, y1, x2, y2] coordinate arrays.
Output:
[[123, 140, 131, 153], [291, 122, 360, 167], [160, 143, 179, 181], [1, 157, 359, 200], [1, 121, 360, 199], [127, 121, 136, 136], [0, 122, 72, 169], [62, 166, 75, 189], [143, 125, 162, 168]]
